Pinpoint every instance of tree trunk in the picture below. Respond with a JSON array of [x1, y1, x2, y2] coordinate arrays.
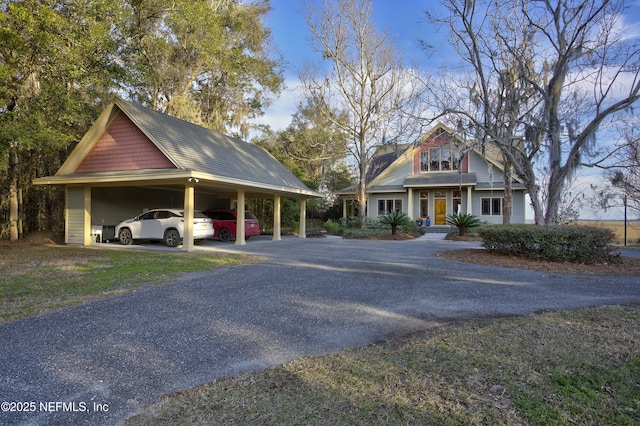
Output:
[[524, 177, 544, 225], [502, 160, 513, 225], [357, 178, 367, 228], [8, 150, 19, 241], [357, 138, 367, 228]]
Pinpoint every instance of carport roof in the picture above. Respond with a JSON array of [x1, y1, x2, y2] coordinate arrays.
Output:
[[33, 99, 321, 198]]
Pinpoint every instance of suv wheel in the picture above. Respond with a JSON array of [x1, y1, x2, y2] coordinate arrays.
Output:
[[164, 229, 181, 247], [119, 228, 133, 245], [218, 228, 232, 242]]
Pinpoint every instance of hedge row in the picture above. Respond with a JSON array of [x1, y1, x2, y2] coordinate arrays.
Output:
[[479, 225, 621, 264]]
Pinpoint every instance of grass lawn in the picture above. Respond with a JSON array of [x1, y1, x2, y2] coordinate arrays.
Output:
[[0, 243, 259, 324], [127, 305, 640, 425]]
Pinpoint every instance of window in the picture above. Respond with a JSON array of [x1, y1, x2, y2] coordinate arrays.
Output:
[[481, 197, 502, 215], [442, 147, 452, 170], [419, 191, 429, 217], [139, 211, 156, 220], [420, 145, 460, 172], [420, 151, 429, 171], [378, 199, 403, 215], [430, 148, 440, 171], [453, 190, 461, 214]]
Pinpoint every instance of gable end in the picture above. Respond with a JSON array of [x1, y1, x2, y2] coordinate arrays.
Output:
[[74, 112, 176, 173]]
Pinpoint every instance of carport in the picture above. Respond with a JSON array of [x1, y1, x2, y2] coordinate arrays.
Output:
[[33, 99, 321, 251]]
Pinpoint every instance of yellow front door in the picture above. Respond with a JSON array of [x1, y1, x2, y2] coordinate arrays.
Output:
[[434, 199, 447, 225]]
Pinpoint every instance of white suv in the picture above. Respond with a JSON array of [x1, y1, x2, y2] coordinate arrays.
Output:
[[115, 209, 214, 247]]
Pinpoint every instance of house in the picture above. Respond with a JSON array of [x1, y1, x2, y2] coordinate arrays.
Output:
[[33, 99, 321, 250], [338, 123, 527, 226]]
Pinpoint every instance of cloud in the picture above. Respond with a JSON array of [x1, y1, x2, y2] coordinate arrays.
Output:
[[252, 77, 306, 134]]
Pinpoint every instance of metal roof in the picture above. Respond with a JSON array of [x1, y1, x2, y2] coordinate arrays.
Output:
[[116, 99, 315, 195]]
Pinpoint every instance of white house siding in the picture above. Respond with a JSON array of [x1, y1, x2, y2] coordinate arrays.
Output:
[[473, 189, 526, 224], [367, 192, 407, 218], [468, 151, 504, 187], [66, 186, 87, 245], [373, 155, 413, 186]]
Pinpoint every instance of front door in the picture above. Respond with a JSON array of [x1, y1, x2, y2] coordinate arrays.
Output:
[[434, 199, 447, 225]]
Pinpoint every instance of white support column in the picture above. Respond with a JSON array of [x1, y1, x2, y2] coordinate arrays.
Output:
[[235, 189, 246, 246], [466, 186, 473, 215], [299, 198, 306, 238], [407, 188, 414, 219], [83, 185, 92, 246], [64, 187, 69, 245], [272, 195, 281, 241], [342, 198, 347, 219], [182, 183, 195, 252]]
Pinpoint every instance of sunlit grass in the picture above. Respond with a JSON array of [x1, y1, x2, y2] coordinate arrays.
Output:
[[127, 305, 640, 425]]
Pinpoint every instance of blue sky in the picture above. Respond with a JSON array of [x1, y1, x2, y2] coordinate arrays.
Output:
[[255, 0, 640, 220], [266, 0, 439, 72], [256, 0, 640, 133], [254, 0, 444, 131]]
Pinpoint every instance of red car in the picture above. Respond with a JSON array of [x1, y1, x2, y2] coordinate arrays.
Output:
[[202, 209, 261, 242]]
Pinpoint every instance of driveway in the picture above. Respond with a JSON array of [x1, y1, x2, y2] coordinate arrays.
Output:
[[1, 236, 639, 425]]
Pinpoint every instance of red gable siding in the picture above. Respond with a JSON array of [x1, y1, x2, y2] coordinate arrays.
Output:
[[75, 112, 176, 173]]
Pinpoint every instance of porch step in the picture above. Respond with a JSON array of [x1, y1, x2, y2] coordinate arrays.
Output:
[[421, 226, 455, 234]]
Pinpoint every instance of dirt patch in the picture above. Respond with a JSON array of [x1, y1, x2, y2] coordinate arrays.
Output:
[[367, 233, 415, 240], [445, 234, 482, 242], [438, 248, 640, 276], [0, 231, 64, 248]]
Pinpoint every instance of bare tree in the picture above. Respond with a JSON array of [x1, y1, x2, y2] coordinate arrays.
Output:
[[300, 0, 425, 227], [591, 119, 640, 218], [426, 0, 640, 225]]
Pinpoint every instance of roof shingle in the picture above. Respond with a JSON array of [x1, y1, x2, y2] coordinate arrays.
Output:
[[116, 99, 313, 193]]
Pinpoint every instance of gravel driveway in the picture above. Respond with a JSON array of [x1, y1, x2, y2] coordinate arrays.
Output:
[[1, 236, 638, 425]]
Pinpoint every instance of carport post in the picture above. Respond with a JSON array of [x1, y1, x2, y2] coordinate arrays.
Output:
[[235, 189, 246, 246], [83, 185, 92, 246], [299, 198, 306, 239], [407, 187, 414, 219], [272, 195, 281, 241], [182, 182, 195, 252]]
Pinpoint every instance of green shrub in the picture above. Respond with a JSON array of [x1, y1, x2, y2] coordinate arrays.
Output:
[[323, 219, 340, 234], [401, 221, 426, 237], [379, 210, 412, 235], [479, 225, 621, 264], [342, 228, 388, 239], [446, 213, 482, 236]]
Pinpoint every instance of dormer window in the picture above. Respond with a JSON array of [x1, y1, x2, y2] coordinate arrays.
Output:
[[420, 145, 458, 172]]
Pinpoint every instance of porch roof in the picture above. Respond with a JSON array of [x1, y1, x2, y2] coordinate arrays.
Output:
[[403, 172, 477, 188]]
